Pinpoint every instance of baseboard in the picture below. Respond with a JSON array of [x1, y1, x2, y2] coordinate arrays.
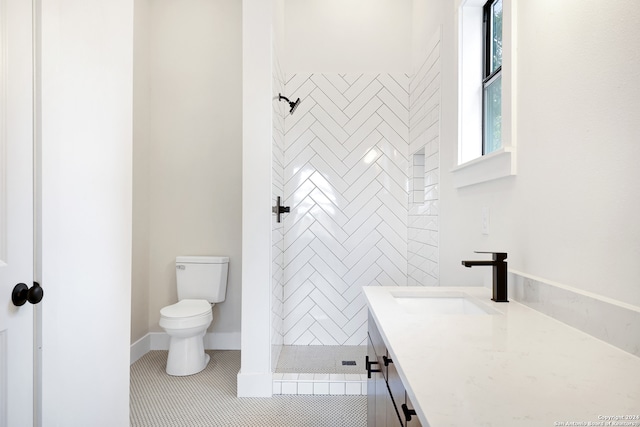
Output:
[[237, 371, 273, 397], [130, 331, 241, 365], [130, 334, 151, 365]]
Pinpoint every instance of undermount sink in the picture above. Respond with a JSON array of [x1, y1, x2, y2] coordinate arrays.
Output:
[[391, 291, 498, 315]]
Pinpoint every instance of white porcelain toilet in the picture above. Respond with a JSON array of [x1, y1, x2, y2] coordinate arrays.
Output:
[[159, 256, 229, 376]]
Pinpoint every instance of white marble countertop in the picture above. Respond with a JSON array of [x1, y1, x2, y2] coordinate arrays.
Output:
[[363, 286, 640, 427]]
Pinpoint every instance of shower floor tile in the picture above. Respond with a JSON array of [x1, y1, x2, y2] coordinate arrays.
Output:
[[275, 345, 366, 374]]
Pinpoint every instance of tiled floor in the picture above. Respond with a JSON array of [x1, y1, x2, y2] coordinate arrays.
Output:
[[275, 345, 366, 373], [130, 350, 366, 427]]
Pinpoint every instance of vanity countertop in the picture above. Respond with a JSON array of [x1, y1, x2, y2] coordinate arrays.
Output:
[[363, 286, 640, 427]]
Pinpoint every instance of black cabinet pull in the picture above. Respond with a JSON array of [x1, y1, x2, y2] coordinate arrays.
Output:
[[401, 403, 417, 422], [365, 355, 381, 378], [383, 355, 393, 366]]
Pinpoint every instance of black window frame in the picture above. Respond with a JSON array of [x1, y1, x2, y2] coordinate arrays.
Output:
[[482, 0, 502, 155]]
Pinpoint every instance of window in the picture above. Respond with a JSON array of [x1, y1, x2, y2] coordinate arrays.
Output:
[[483, 0, 502, 155], [454, 0, 515, 188]]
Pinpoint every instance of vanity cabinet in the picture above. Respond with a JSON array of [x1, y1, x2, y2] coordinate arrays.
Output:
[[367, 313, 422, 427], [367, 315, 401, 427]]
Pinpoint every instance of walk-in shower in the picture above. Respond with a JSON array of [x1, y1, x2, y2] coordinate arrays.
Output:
[[269, 22, 442, 396], [272, 72, 413, 393]]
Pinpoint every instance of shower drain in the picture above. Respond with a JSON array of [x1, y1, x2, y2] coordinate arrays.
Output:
[[341, 360, 357, 366]]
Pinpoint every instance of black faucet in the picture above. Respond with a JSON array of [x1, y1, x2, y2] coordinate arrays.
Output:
[[461, 252, 508, 302]]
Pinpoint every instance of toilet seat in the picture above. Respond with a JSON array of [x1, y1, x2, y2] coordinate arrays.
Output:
[[159, 299, 213, 329], [161, 299, 212, 318]]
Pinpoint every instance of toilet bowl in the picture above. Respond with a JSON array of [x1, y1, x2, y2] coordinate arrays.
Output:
[[159, 299, 213, 376]]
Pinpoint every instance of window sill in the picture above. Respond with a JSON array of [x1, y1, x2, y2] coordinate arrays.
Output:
[[451, 147, 516, 188]]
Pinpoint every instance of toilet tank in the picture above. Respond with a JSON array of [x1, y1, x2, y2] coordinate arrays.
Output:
[[176, 256, 229, 303]]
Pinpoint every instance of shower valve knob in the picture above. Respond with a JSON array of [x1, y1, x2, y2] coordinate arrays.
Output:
[[272, 196, 290, 223]]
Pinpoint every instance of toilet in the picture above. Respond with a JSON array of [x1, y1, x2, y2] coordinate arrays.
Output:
[[159, 256, 229, 376]]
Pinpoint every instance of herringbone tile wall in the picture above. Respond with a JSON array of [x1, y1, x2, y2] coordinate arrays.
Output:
[[281, 73, 411, 346], [408, 32, 441, 286]]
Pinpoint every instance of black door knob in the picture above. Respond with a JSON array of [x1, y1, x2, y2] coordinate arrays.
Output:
[[11, 282, 44, 306], [27, 282, 43, 304]]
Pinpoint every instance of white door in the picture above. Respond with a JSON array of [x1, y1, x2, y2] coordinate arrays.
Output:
[[0, 1, 35, 427]]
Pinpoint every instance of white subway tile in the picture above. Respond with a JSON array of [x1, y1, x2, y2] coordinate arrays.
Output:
[[346, 382, 362, 395], [281, 382, 298, 395], [298, 382, 313, 395], [329, 382, 346, 395], [313, 382, 329, 395]]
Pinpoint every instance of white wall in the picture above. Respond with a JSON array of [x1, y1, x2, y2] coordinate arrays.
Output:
[[285, 0, 413, 73], [132, 0, 151, 345], [437, 0, 640, 307], [132, 0, 243, 345], [40, 0, 133, 425], [239, 0, 274, 397], [271, 0, 286, 371], [412, 0, 444, 69]]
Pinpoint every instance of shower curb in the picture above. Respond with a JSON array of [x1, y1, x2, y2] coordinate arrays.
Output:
[[272, 373, 368, 395]]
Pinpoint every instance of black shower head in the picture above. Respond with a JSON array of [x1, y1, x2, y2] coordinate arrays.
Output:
[[278, 93, 301, 115], [289, 97, 300, 115]]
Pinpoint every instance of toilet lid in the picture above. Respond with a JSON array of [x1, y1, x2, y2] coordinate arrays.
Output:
[[160, 299, 212, 319]]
